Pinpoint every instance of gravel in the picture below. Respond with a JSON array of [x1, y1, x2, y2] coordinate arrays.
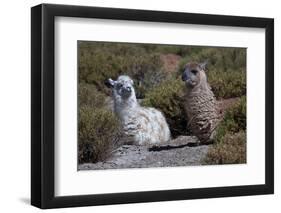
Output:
[[78, 136, 210, 170]]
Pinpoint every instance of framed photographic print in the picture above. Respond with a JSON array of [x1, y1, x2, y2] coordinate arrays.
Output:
[[31, 3, 274, 209]]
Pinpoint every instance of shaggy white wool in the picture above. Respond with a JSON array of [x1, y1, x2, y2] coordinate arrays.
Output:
[[108, 75, 171, 145]]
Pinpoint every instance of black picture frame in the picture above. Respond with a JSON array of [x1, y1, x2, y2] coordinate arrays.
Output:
[[31, 3, 274, 209]]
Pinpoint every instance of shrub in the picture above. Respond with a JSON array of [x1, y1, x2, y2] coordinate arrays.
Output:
[[215, 96, 246, 143], [78, 106, 122, 164], [178, 48, 246, 72], [203, 131, 246, 165], [128, 53, 168, 98], [208, 69, 246, 99], [203, 96, 246, 164], [153, 45, 203, 57], [79, 42, 132, 91], [78, 83, 106, 108], [78, 42, 168, 98], [142, 78, 189, 137]]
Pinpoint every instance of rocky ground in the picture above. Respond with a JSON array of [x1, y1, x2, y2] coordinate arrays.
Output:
[[78, 136, 210, 170]]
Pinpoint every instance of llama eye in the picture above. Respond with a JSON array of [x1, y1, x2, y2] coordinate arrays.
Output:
[[191, 70, 198, 74], [117, 83, 123, 88]]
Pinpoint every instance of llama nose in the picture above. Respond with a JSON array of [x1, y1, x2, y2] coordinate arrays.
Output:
[[182, 71, 188, 81], [126, 87, 131, 92]]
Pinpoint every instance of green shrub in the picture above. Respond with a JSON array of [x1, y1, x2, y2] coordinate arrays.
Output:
[[78, 42, 168, 98], [79, 42, 132, 91], [127, 53, 168, 98], [153, 45, 203, 57], [203, 96, 246, 164], [208, 69, 246, 99], [142, 78, 189, 137], [78, 106, 122, 164], [178, 48, 246, 71], [215, 96, 246, 143], [79, 83, 106, 108], [203, 131, 246, 165]]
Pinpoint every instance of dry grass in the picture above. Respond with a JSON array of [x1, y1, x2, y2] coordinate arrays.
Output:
[[203, 96, 246, 165], [78, 106, 122, 164], [203, 131, 246, 164]]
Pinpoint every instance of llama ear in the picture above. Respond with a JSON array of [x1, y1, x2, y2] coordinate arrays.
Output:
[[199, 60, 208, 71], [130, 79, 134, 85], [105, 78, 115, 88]]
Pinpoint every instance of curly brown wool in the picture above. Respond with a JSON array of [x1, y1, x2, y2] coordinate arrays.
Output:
[[182, 62, 220, 144]]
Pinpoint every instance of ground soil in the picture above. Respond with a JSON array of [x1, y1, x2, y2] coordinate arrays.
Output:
[[78, 136, 209, 170]]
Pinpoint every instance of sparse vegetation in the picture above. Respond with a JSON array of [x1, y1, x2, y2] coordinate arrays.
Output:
[[208, 69, 246, 99], [203, 131, 246, 164], [78, 106, 122, 164], [79, 42, 171, 98], [79, 83, 106, 108], [203, 96, 246, 164], [214, 96, 246, 143], [78, 82, 122, 164], [78, 41, 247, 166]]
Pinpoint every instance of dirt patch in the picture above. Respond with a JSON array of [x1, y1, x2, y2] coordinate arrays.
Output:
[[78, 136, 209, 170], [160, 54, 182, 73]]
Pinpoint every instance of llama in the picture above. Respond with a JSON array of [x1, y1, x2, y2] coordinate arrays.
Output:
[[181, 62, 219, 144], [105, 75, 171, 145]]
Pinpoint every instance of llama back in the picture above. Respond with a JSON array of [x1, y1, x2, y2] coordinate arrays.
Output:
[[122, 106, 170, 145]]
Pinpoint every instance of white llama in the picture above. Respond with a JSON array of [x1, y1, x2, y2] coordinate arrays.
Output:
[[106, 75, 171, 145]]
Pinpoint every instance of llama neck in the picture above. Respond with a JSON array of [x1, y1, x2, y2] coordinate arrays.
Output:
[[186, 78, 212, 97], [185, 78, 216, 114], [113, 94, 139, 119]]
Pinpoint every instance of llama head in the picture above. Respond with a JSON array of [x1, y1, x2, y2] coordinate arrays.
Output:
[[181, 61, 208, 89], [105, 75, 135, 99]]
